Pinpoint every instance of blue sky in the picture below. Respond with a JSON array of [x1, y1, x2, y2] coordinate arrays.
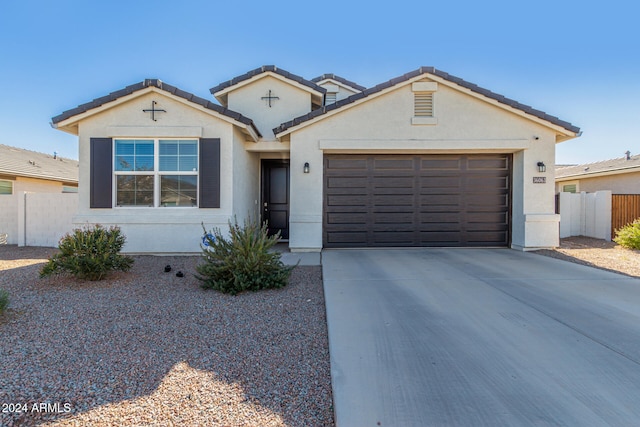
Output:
[[0, 0, 637, 164]]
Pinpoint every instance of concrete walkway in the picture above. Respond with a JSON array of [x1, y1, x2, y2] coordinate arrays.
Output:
[[322, 249, 640, 426]]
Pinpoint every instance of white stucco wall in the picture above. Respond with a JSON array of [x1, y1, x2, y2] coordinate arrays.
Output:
[[23, 193, 78, 247], [0, 177, 72, 244], [73, 90, 255, 253], [232, 127, 260, 224], [286, 78, 562, 250], [227, 75, 313, 140]]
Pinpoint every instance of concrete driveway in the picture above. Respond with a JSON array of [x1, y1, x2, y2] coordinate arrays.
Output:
[[322, 249, 640, 426]]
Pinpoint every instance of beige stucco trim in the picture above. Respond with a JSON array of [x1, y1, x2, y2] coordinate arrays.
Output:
[[106, 126, 203, 137], [244, 140, 291, 152], [318, 138, 530, 152]]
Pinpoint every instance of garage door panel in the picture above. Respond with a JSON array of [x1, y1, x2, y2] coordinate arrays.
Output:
[[419, 231, 462, 244], [465, 176, 509, 190], [372, 213, 414, 224], [325, 158, 367, 170], [374, 195, 414, 206], [326, 177, 369, 188], [419, 176, 461, 188], [372, 231, 416, 244], [374, 158, 414, 170], [419, 212, 461, 223], [327, 195, 369, 206], [467, 157, 509, 170], [420, 194, 461, 205], [326, 232, 368, 244], [421, 158, 461, 170], [372, 176, 415, 188], [324, 154, 511, 247], [327, 212, 368, 224]]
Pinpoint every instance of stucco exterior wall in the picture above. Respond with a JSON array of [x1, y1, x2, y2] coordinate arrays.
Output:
[[74, 90, 246, 253], [0, 177, 72, 244], [557, 172, 640, 194], [287, 79, 560, 250], [232, 127, 260, 224], [227, 76, 312, 140]]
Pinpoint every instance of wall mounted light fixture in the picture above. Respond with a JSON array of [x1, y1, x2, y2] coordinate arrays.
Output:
[[304, 162, 310, 173], [537, 161, 546, 173]]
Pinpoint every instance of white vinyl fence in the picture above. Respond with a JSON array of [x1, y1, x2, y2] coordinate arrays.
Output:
[[0, 192, 77, 247], [558, 191, 612, 241]]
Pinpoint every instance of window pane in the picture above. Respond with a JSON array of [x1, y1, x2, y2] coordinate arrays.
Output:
[[135, 141, 154, 155], [179, 156, 198, 172], [161, 175, 197, 207], [135, 155, 155, 171], [116, 175, 154, 206], [159, 156, 178, 171], [0, 180, 12, 195], [115, 140, 134, 155], [159, 140, 178, 155], [115, 140, 154, 171], [115, 155, 134, 171], [159, 140, 198, 171], [179, 141, 197, 155]]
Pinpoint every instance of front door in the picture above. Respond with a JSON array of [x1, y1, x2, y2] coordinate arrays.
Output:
[[262, 160, 290, 239]]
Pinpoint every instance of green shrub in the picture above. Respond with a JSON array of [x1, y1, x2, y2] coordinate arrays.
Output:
[[0, 289, 8, 314], [40, 225, 134, 281], [614, 219, 640, 250], [195, 217, 294, 295]]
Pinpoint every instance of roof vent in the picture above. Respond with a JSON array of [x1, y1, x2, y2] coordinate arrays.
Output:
[[626, 150, 631, 160], [28, 160, 36, 166]]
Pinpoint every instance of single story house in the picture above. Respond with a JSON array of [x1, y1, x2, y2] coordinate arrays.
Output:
[[51, 65, 580, 253], [556, 152, 640, 194], [0, 144, 78, 244]]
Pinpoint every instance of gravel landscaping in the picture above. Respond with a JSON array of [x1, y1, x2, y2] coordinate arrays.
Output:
[[535, 236, 640, 278], [0, 246, 334, 427]]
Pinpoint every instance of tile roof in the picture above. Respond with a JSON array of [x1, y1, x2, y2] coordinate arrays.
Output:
[[274, 66, 581, 136], [51, 79, 261, 138], [0, 144, 79, 183], [556, 153, 640, 179], [209, 65, 326, 96], [310, 74, 366, 92]]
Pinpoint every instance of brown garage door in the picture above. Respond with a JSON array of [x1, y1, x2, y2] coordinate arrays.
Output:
[[323, 154, 511, 247]]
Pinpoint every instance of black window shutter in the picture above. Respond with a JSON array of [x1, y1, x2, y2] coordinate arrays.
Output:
[[90, 138, 113, 208], [199, 138, 221, 208]]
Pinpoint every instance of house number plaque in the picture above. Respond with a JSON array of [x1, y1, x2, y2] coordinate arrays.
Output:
[[533, 177, 546, 184]]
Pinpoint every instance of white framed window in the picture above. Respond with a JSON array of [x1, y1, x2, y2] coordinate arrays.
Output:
[[562, 183, 578, 193], [0, 179, 13, 195], [114, 139, 198, 207]]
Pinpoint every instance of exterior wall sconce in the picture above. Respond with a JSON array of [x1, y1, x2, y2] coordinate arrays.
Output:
[[304, 162, 310, 174], [537, 162, 546, 173]]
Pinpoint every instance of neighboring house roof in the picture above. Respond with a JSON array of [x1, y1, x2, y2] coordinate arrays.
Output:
[[274, 66, 581, 137], [0, 144, 78, 184], [311, 74, 367, 92], [51, 79, 262, 138], [556, 153, 640, 181]]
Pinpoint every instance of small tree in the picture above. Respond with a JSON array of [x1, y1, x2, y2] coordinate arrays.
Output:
[[40, 225, 134, 281], [195, 217, 294, 295], [614, 219, 640, 250]]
